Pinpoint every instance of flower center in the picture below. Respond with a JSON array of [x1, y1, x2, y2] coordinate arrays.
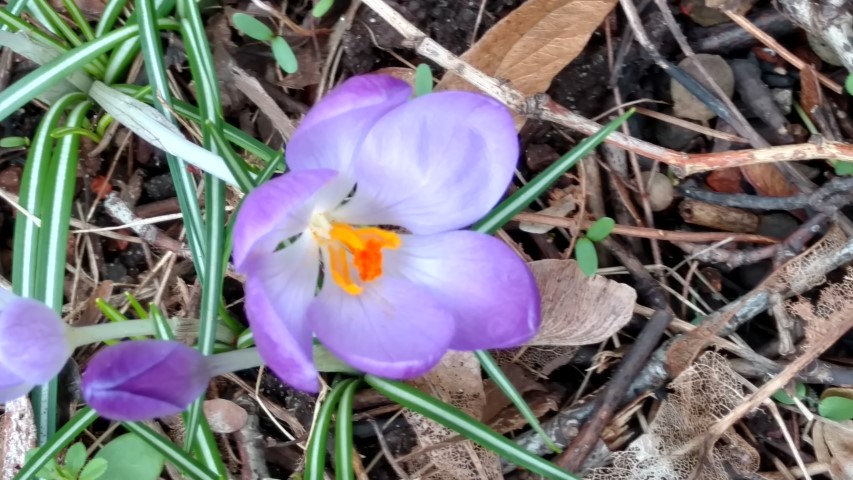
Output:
[[311, 217, 401, 295]]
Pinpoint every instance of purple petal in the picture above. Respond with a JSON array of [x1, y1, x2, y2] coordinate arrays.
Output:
[[243, 234, 320, 392], [286, 76, 411, 210], [81, 340, 210, 421], [309, 277, 454, 379], [0, 296, 70, 385], [232, 169, 336, 272], [333, 92, 518, 234], [0, 361, 32, 403], [384, 232, 540, 350]]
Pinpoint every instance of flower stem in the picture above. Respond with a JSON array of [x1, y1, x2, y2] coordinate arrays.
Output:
[[66, 319, 158, 348], [204, 348, 264, 376]]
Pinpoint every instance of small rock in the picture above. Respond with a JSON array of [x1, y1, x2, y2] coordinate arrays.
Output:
[[758, 213, 799, 239], [671, 54, 735, 121], [771, 89, 793, 115], [144, 173, 176, 201], [655, 114, 700, 150], [681, 0, 757, 27], [104, 262, 127, 282], [203, 399, 248, 434], [638, 171, 675, 212]]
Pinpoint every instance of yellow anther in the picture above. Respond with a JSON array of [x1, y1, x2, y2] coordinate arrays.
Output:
[[320, 222, 402, 296]]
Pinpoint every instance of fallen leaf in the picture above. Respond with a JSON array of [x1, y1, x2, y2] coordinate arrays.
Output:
[[815, 420, 853, 480], [482, 363, 546, 422], [706, 168, 745, 194], [741, 163, 794, 197], [438, 0, 618, 109], [404, 352, 503, 479], [528, 259, 636, 345]]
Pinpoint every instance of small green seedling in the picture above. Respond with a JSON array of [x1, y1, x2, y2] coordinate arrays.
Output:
[[846, 73, 853, 96], [574, 216, 615, 276], [818, 395, 853, 421], [312, 0, 334, 18], [414, 64, 433, 97], [25, 442, 108, 480], [772, 381, 806, 405], [0, 136, 29, 148], [232, 13, 298, 74]]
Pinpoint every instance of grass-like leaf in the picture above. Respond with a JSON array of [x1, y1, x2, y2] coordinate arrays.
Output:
[[120, 423, 220, 480], [474, 350, 561, 454], [334, 381, 359, 480], [468, 110, 633, 452], [33, 99, 92, 440], [304, 379, 356, 480], [472, 109, 633, 235], [14, 407, 99, 480], [0, 17, 180, 122], [364, 376, 579, 480]]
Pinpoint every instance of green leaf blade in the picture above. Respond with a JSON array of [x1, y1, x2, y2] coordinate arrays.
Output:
[[414, 63, 432, 96], [365, 376, 579, 480]]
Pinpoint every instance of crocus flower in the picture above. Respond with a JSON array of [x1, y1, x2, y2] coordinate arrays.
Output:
[[81, 340, 211, 421], [234, 75, 541, 392], [0, 290, 71, 402]]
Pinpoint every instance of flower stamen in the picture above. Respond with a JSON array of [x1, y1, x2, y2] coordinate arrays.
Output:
[[323, 223, 401, 295]]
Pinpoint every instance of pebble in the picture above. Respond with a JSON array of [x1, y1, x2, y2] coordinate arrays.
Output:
[[671, 54, 735, 121]]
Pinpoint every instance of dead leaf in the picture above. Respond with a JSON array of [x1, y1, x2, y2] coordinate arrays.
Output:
[[438, 0, 618, 100], [529, 259, 636, 345], [706, 168, 744, 194], [404, 352, 503, 479], [372, 67, 417, 87], [482, 364, 546, 422], [814, 420, 853, 480], [741, 163, 794, 197]]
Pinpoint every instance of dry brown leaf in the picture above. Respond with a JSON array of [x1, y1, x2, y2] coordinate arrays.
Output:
[[438, 0, 618, 99], [741, 163, 795, 197], [589, 352, 761, 480], [818, 420, 853, 480], [404, 352, 503, 480], [529, 259, 636, 345]]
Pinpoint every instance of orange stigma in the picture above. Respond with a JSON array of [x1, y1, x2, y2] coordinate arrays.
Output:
[[320, 223, 401, 295]]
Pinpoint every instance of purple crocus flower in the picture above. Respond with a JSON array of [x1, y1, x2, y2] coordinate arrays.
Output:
[[234, 75, 541, 392], [81, 340, 210, 421], [0, 290, 71, 402]]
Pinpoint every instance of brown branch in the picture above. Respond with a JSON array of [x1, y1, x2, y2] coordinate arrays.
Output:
[[513, 211, 778, 244]]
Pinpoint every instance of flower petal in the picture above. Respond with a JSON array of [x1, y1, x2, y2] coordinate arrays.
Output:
[[0, 360, 31, 403], [243, 234, 320, 392], [333, 92, 518, 234], [309, 277, 454, 379], [232, 169, 336, 272], [81, 340, 210, 421], [287, 75, 411, 173], [384, 231, 540, 350], [0, 296, 70, 384]]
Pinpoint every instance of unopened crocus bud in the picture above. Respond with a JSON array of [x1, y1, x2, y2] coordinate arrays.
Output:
[[81, 340, 211, 421], [0, 290, 71, 403]]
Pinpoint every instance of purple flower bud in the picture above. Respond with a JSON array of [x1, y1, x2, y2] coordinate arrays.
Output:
[[81, 340, 211, 421], [0, 291, 71, 403]]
